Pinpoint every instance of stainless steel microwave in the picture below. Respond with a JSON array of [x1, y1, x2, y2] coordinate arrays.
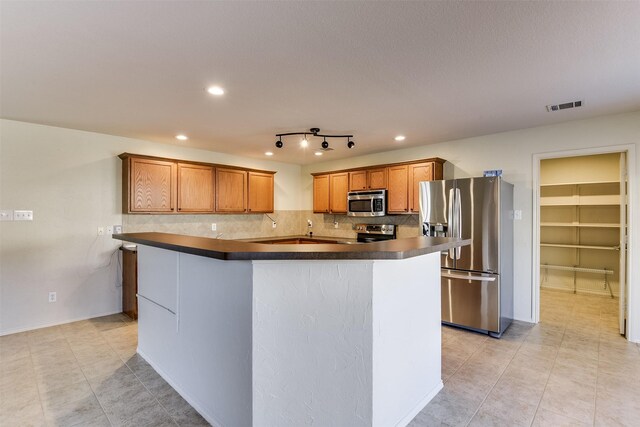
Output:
[[347, 190, 386, 217]]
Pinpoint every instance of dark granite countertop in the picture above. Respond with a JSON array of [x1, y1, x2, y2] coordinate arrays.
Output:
[[239, 235, 360, 244], [112, 232, 470, 261]]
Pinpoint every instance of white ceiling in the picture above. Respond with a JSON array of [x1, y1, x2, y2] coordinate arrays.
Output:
[[1, 1, 639, 165]]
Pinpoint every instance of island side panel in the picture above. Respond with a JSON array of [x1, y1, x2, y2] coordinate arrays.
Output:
[[252, 261, 375, 427], [371, 252, 442, 427], [137, 246, 253, 427]]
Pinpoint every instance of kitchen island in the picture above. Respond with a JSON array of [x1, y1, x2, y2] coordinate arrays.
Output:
[[113, 232, 470, 427]]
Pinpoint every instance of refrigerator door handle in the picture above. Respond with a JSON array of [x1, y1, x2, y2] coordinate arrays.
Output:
[[441, 272, 496, 282], [455, 188, 462, 259], [448, 188, 455, 259]]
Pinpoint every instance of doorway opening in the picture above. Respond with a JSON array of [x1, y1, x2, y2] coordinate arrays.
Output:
[[536, 151, 628, 338]]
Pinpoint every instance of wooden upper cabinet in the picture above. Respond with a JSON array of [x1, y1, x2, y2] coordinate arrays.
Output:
[[216, 168, 247, 213], [349, 171, 367, 191], [387, 165, 409, 213], [367, 168, 387, 190], [313, 175, 330, 213], [129, 157, 176, 213], [408, 162, 433, 213], [248, 171, 274, 213], [330, 173, 349, 213], [177, 163, 214, 213]]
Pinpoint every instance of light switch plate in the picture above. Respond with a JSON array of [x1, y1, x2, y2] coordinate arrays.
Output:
[[514, 210, 522, 220], [114, 225, 122, 234], [0, 210, 13, 221], [14, 210, 33, 221], [106, 226, 113, 234]]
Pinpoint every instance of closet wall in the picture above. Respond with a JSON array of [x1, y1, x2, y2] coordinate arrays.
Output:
[[540, 153, 623, 297]]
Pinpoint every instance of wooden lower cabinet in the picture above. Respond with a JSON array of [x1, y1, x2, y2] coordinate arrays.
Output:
[[387, 165, 409, 213], [177, 163, 214, 213], [313, 175, 330, 213], [216, 168, 247, 212], [329, 173, 349, 214], [121, 247, 138, 320], [248, 172, 274, 213]]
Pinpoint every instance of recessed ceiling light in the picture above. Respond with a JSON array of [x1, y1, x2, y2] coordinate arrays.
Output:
[[176, 134, 188, 141], [314, 152, 323, 156], [206, 86, 225, 96], [394, 135, 406, 141], [265, 151, 274, 156]]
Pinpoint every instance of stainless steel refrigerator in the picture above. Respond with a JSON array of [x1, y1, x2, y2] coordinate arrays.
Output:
[[419, 177, 513, 337]]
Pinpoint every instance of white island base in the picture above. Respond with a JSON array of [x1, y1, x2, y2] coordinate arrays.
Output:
[[136, 245, 442, 427]]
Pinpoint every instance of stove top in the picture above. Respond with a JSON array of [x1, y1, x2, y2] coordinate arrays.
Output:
[[354, 224, 397, 243]]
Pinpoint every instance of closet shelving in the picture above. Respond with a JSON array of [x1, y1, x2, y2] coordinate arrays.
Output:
[[540, 178, 621, 297]]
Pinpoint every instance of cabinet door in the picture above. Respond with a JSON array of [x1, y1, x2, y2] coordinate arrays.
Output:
[[313, 175, 330, 213], [367, 168, 387, 189], [177, 163, 214, 213], [216, 168, 247, 213], [248, 172, 274, 213], [409, 162, 434, 213], [130, 158, 176, 212], [349, 171, 367, 191], [330, 173, 349, 214], [387, 165, 409, 213]]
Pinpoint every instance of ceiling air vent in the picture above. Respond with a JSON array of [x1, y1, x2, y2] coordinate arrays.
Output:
[[546, 100, 583, 112]]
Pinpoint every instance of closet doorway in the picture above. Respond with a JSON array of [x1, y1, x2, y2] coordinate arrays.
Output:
[[536, 151, 629, 337]]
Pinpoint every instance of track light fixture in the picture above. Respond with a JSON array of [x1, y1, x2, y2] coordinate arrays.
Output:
[[274, 128, 355, 151]]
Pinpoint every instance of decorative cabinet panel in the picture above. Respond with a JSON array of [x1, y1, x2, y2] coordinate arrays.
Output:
[[408, 162, 435, 213], [177, 163, 214, 213], [216, 168, 247, 213], [248, 172, 275, 213], [311, 158, 444, 215], [387, 165, 409, 213], [349, 168, 387, 191], [367, 168, 387, 190], [128, 157, 176, 213], [120, 153, 275, 214], [313, 175, 330, 213], [329, 173, 349, 214], [349, 171, 367, 191]]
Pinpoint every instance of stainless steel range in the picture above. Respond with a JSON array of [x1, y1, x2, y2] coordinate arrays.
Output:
[[353, 224, 396, 243]]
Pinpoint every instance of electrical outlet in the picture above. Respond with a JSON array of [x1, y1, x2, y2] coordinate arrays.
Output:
[[307, 219, 313, 228], [114, 225, 122, 234], [0, 210, 13, 221], [48, 292, 56, 303], [211, 223, 217, 231], [514, 210, 522, 220], [97, 227, 104, 236], [334, 221, 339, 229], [14, 210, 33, 221], [272, 221, 277, 229], [106, 225, 113, 234]]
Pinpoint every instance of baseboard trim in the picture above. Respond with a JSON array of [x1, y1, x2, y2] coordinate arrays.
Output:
[[137, 349, 227, 427], [0, 310, 124, 336], [393, 380, 444, 427]]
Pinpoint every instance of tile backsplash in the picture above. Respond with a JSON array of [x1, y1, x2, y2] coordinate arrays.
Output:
[[123, 210, 422, 240]]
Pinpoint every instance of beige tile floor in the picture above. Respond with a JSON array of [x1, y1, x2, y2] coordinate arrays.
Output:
[[2, 290, 639, 427], [0, 313, 208, 426], [410, 289, 640, 427]]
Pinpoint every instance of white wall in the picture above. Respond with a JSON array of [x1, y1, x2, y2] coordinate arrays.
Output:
[[0, 119, 301, 335], [302, 111, 640, 340]]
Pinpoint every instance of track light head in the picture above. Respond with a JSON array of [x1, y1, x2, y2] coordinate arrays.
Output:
[[322, 139, 329, 149], [347, 139, 355, 149], [275, 139, 283, 148]]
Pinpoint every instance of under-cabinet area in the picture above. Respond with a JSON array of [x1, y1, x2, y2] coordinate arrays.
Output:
[[539, 153, 627, 300], [311, 158, 444, 214], [119, 153, 275, 214]]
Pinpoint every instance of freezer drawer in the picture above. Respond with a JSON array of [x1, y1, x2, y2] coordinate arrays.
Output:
[[441, 269, 500, 333]]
